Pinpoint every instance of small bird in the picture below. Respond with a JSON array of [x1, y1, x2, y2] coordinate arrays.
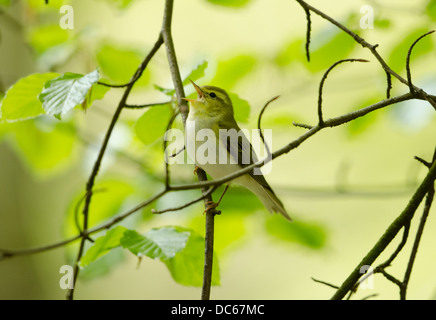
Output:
[[183, 81, 291, 221]]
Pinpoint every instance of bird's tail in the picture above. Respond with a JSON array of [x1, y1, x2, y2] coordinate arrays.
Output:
[[258, 186, 292, 221], [249, 184, 292, 221]]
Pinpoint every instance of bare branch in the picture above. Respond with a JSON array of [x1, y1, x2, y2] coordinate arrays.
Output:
[[406, 30, 435, 93], [124, 101, 172, 109], [257, 95, 280, 156], [67, 32, 164, 301], [163, 111, 180, 188], [385, 71, 392, 99], [317, 59, 369, 125], [331, 159, 436, 300], [296, 1, 312, 62], [152, 186, 218, 214]]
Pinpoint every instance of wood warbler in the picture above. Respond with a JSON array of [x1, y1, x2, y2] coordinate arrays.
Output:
[[183, 81, 291, 221]]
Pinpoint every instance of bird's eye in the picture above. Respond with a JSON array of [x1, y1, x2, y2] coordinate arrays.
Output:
[[209, 92, 216, 98]]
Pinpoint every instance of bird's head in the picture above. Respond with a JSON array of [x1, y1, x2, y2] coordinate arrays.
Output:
[[183, 80, 234, 118]]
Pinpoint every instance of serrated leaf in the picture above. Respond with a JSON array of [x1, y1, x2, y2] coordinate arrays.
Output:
[[164, 228, 220, 286], [121, 227, 190, 260], [182, 61, 208, 86], [204, 0, 252, 8], [0, 73, 60, 122], [265, 216, 327, 249], [228, 92, 250, 123], [80, 226, 128, 268], [134, 104, 173, 144], [39, 69, 100, 119]]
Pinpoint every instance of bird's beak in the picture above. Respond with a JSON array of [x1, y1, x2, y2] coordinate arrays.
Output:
[[181, 80, 204, 102]]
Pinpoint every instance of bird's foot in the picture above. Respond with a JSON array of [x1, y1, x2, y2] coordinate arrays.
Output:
[[203, 201, 220, 214]]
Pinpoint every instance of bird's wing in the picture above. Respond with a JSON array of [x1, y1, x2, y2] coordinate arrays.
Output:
[[218, 119, 274, 193]]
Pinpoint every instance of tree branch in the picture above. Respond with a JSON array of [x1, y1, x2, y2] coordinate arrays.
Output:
[[66, 33, 164, 301], [331, 158, 436, 300], [160, 0, 219, 300]]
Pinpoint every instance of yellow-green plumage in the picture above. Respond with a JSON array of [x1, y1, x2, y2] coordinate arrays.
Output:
[[184, 81, 291, 221]]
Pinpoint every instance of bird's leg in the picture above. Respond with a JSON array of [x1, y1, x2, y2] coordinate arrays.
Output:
[[203, 185, 229, 214], [194, 165, 199, 175]]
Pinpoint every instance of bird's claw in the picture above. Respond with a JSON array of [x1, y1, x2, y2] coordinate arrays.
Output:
[[203, 201, 219, 214]]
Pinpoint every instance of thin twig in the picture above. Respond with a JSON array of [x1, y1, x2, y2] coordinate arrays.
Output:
[[385, 71, 392, 99], [0, 235, 81, 261], [331, 159, 436, 300], [296, 1, 311, 62], [311, 277, 339, 289], [67, 33, 164, 301], [257, 95, 280, 157], [318, 59, 369, 126], [400, 148, 436, 299], [124, 101, 172, 109], [163, 111, 180, 188], [406, 30, 435, 93], [376, 222, 410, 270], [160, 0, 219, 300], [152, 186, 218, 214]]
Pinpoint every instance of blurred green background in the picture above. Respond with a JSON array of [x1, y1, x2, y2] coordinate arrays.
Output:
[[0, 0, 435, 299]]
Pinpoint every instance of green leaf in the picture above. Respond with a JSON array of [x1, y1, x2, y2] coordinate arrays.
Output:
[[182, 61, 208, 86], [211, 54, 257, 89], [228, 92, 250, 123], [97, 44, 149, 86], [101, 0, 135, 8], [0, 0, 11, 6], [134, 104, 173, 144], [220, 186, 262, 213], [388, 28, 434, 72], [153, 84, 175, 97], [10, 118, 76, 174], [275, 38, 306, 66], [39, 69, 100, 119], [189, 208, 247, 254], [204, 0, 252, 8], [0, 73, 60, 122], [154, 61, 208, 97], [28, 25, 70, 54], [80, 226, 128, 267], [121, 227, 190, 260], [164, 228, 220, 286], [81, 83, 110, 111], [427, 0, 436, 21], [265, 216, 327, 249]]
